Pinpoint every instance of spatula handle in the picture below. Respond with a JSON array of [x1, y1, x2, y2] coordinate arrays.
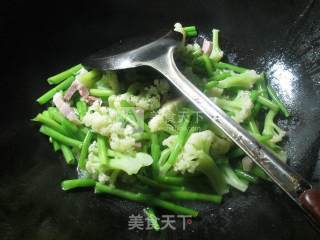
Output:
[[147, 47, 320, 229], [299, 188, 320, 223]]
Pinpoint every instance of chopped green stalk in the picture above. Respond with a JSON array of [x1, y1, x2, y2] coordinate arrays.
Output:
[[210, 29, 223, 62], [76, 100, 88, 120], [159, 148, 171, 166], [267, 86, 289, 117], [97, 134, 109, 166], [61, 144, 75, 164], [256, 73, 268, 97], [213, 62, 248, 73], [257, 96, 279, 112], [78, 131, 94, 169], [33, 113, 68, 136], [137, 175, 182, 191], [48, 107, 84, 140], [52, 140, 61, 152], [160, 190, 222, 204], [151, 133, 160, 177], [37, 76, 75, 105], [206, 81, 217, 90], [61, 179, 96, 191], [253, 102, 262, 116], [132, 132, 150, 141], [250, 90, 259, 102], [229, 148, 245, 159], [201, 54, 214, 76], [185, 30, 197, 37], [78, 69, 101, 88], [143, 208, 160, 231], [160, 116, 190, 175], [252, 133, 273, 143], [183, 26, 196, 32], [206, 72, 233, 89], [89, 88, 114, 98], [95, 183, 198, 217], [47, 64, 82, 85], [248, 119, 260, 135], [40, 126, 82, 148], [157, 175, 186, 185], [110, 170, 120, 186], [234, 169, 258, 183]]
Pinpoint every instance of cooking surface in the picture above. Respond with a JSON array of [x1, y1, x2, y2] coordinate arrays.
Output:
[[1, 0, 320, 239]]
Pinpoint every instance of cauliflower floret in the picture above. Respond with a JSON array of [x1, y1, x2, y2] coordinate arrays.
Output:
[[82, 100, 137, 153], [85, 141, 110, 183], [108, 91, 160, 111], [148, 98, 183, 134], [109, 133, 136, 153], [82, 100, 118, 136], [212, 90, 253, 123], [170, 130, 228, 194], [85, 141, 153, 181], [174, 130, 215, 174]]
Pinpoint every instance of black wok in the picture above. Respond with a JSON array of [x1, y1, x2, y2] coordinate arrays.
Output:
[[0, 0, 320, 239]]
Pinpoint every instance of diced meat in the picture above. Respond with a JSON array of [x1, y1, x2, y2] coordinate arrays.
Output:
[[64, 80, 80, 101], [85, 96, 98, 104], [53, 92, 79, 123], [63, 79, 97, 104]]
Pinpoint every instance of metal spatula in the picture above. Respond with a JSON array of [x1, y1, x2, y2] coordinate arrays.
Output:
[[82, 31, 320, 228]]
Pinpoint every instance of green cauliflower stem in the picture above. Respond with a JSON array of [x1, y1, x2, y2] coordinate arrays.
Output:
[[262, 110, 286, 143], [217, 70, 261, 89], [173, 130, 229, 195], [211, 90, 254, 123], [211, 133, 232, 155], [209, 29, 224, 62]]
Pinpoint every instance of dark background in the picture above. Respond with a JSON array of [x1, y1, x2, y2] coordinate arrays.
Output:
[[1, 0, 320, 239]]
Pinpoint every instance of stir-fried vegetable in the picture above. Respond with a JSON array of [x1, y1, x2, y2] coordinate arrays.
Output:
[[34, 23, 289, 226]]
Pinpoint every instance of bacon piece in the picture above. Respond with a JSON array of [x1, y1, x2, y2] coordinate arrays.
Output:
[[85, 96, 98, 104], [63, 79, 97, 105], [202, 39, 212, 55], [64, 80, 80, 101], [53, 92, 79, 123]]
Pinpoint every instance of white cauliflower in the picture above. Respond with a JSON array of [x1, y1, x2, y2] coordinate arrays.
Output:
[[148, 98, 183, 135], [212, 90, 253, 123], [171, 130, 229, 194], [86, 141, 110, 183], [82, 100, 137, 153], [108, 88, 160, 111]]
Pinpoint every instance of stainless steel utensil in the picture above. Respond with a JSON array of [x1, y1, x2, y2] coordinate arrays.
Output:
[[82, 30, 320, 227]]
